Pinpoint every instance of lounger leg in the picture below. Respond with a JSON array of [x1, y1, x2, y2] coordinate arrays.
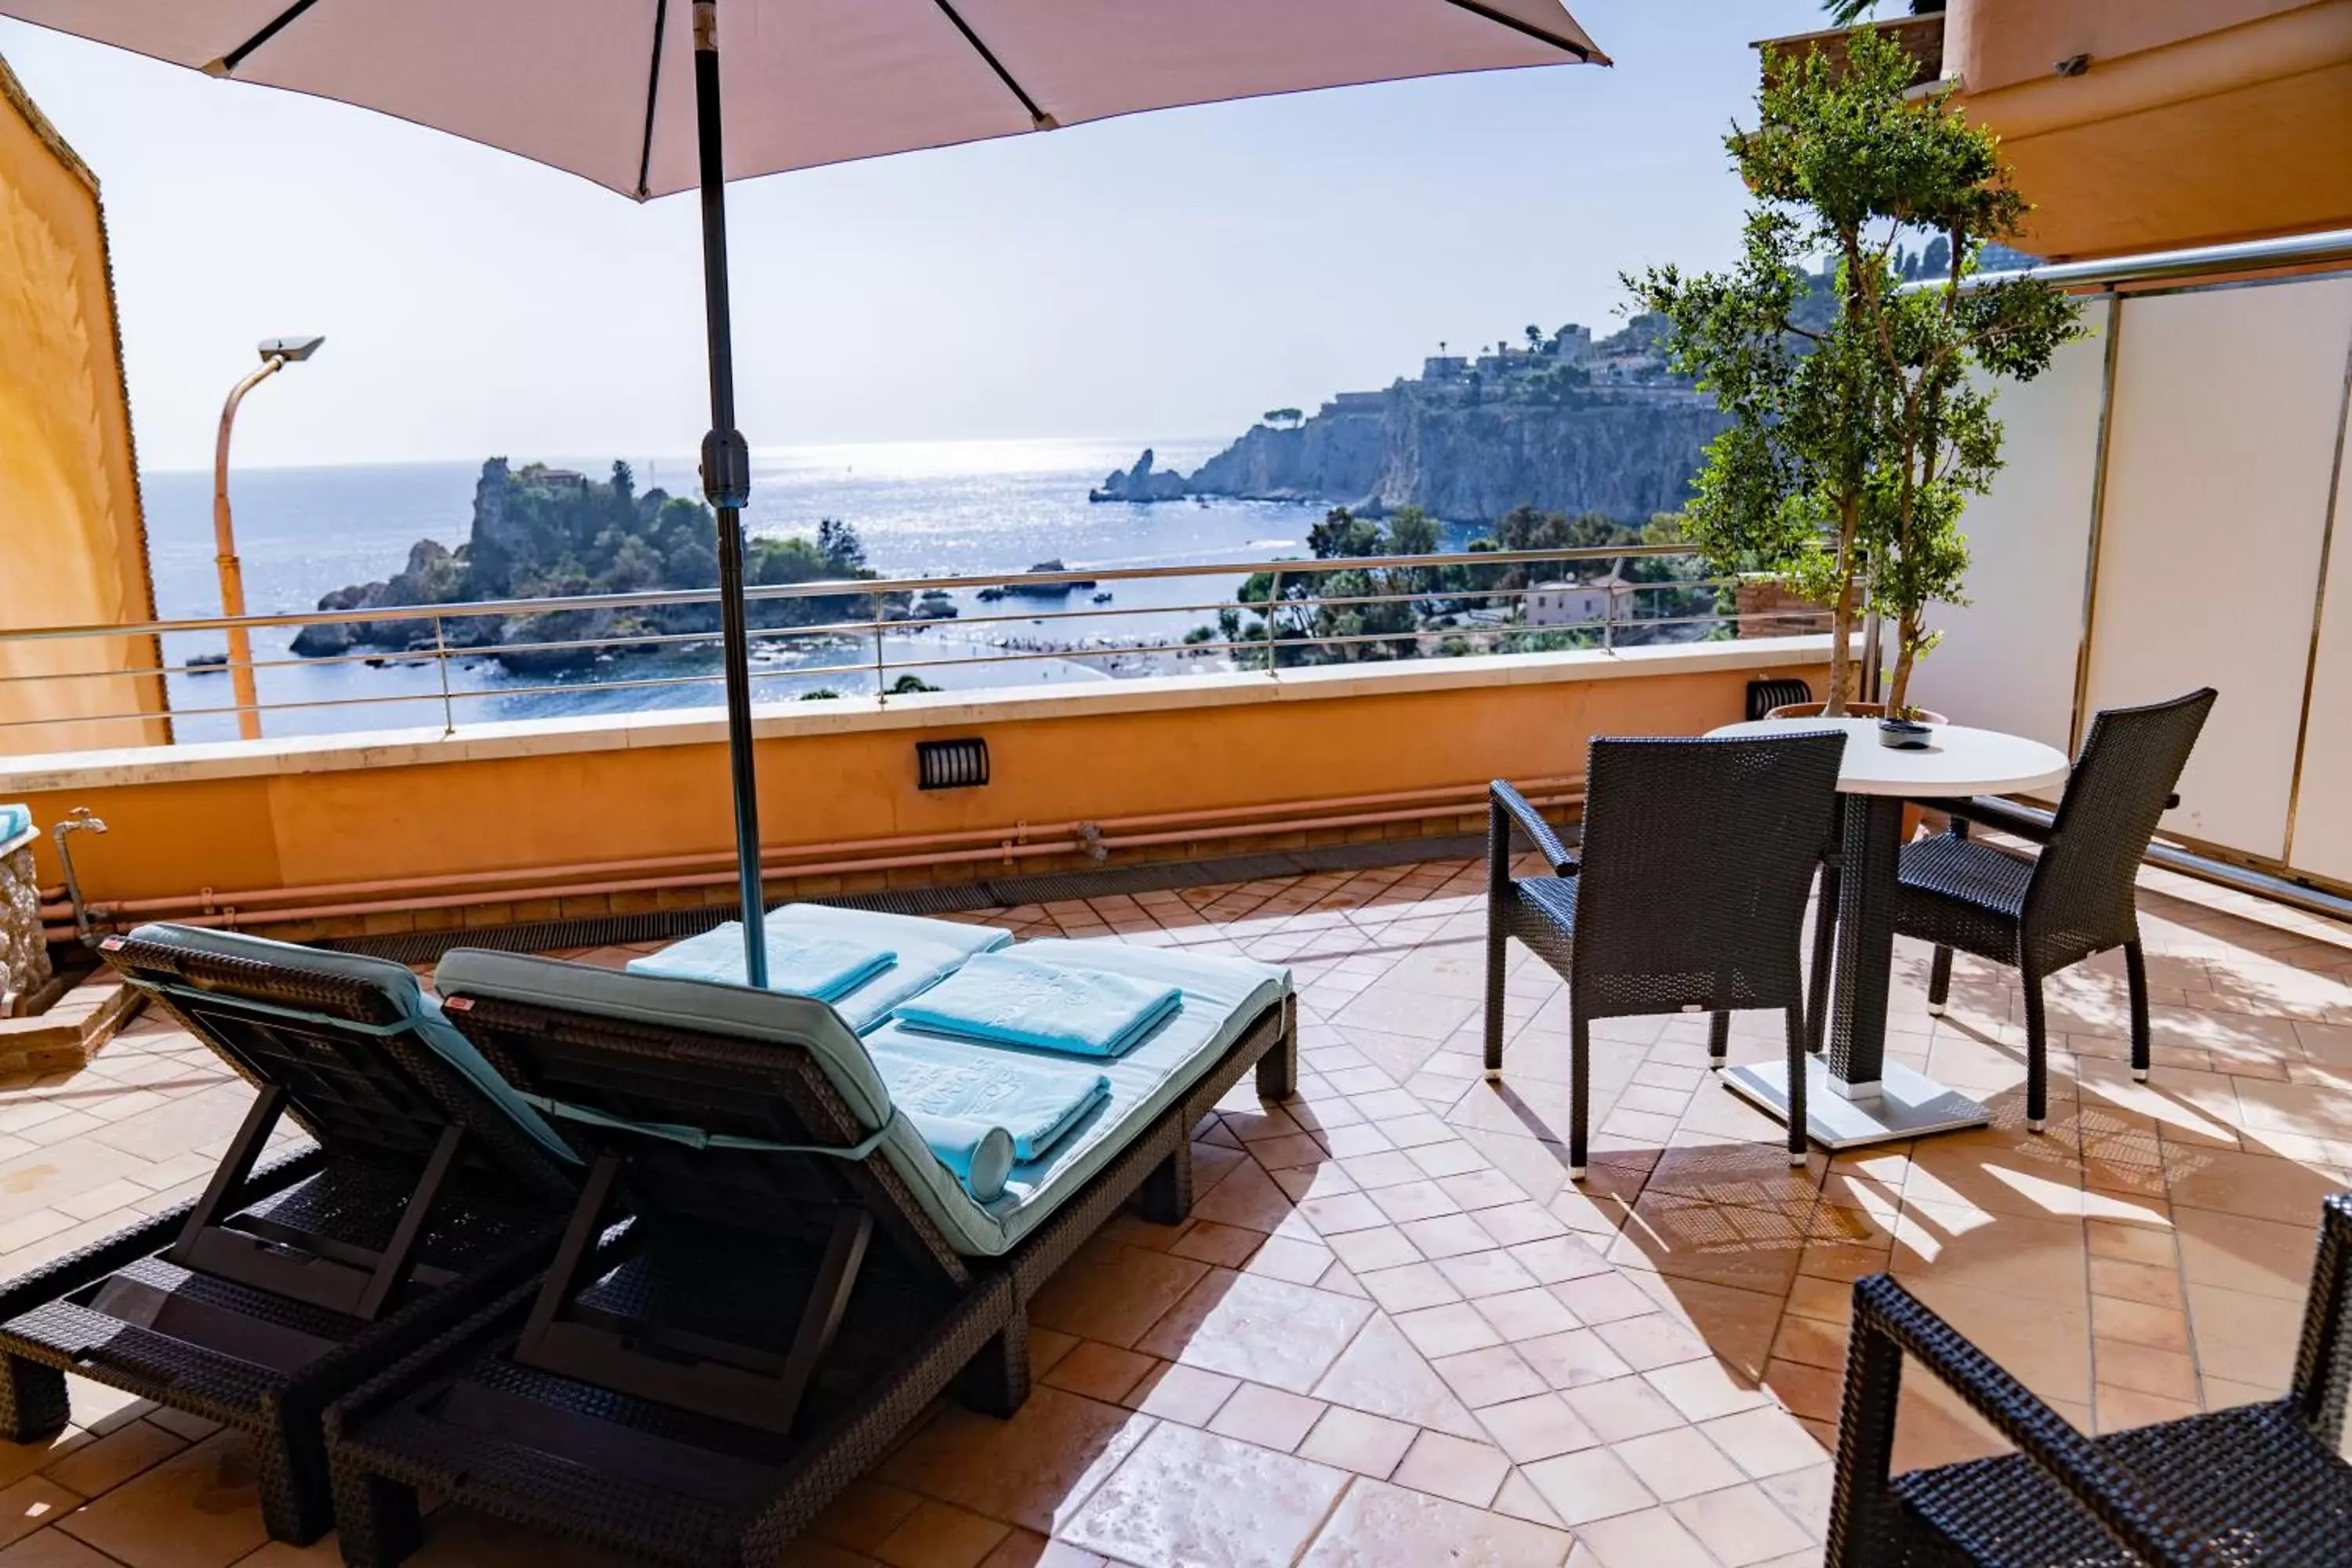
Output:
[[1568, 1013, 1590, 1181], [2021, 971, 2049, 1132], [332, 1470, 423, 1568], [959, 1306, 1032, 1419], [253, 1425, 334, 1545], [0, 1354, 67, 1443], [2125, 940, 2152, 1083], [1707, 1012, 1730, 1071], [1137, 1141, 1194, 1226], [1926, 947, 1953, 1018], [1255, 1009, 1297, 1102]]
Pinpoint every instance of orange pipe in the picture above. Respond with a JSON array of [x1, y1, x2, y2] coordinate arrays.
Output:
[[45, 782, 1587, 940], [53, 775, 1583, 922]]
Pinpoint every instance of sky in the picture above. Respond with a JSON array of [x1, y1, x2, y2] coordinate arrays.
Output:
[[1, 2, 1829, 474]]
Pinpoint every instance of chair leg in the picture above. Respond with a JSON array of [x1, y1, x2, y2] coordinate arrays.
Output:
[[2021, 971, 2049, 1132], [1568, 1013, 1590, 1181], [1926, 946, 1953, 1016], [1484, 907, 1508, 1082], [1707, 1012, 1730, 1072], [1784, 1005, 1809, 1168], [0, 1354, 68, 1444], [1807, 862, 1838, 1054], [2125, 940, 2152, 1083]]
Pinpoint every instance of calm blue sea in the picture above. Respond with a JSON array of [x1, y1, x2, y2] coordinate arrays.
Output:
[[140, 437, 1332, 742]]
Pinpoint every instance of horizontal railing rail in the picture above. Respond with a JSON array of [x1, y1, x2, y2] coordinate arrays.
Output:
[[0, 544, 1824, 744]]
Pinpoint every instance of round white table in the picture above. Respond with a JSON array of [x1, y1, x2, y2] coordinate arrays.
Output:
[[1705, 717, 2072, 1149]]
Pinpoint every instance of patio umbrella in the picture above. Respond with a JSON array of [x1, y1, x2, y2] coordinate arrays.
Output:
[[2, 0, 1609, 986]]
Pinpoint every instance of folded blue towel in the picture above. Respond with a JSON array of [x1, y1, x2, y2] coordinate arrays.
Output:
[[0, 804, 29, 845], [902, 1113, 1017, 1202], [891, 951, 1183, 1058], [629, 935, 895, 1004], [868, 1033, 1111, 1160]]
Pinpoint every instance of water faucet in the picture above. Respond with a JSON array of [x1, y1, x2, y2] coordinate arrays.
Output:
[[53, 809, 108, 943]]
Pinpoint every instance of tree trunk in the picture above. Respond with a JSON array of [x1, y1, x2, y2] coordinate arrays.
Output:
[[1888, 612, 1921, 716], [1824, 501, 1860, 717]]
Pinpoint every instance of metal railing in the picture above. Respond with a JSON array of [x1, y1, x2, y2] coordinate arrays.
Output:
[[0, 543, 1825, 746]]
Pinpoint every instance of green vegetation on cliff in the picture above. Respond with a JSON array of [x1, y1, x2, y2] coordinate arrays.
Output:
[[292, 460, 901, 673]]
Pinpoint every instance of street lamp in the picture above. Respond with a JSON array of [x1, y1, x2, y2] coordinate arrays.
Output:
[[212, 335, 323, 740]]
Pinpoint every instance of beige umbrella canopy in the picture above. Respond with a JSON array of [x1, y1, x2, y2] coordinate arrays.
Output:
[[1, 0, 1608, 981], [2, 1, 1606, 195]]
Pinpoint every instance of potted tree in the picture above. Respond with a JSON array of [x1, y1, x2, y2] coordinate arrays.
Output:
[[1631, 26, 2082, 718]]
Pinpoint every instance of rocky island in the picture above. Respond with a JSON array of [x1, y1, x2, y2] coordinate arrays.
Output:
[[292, 460, 907, 674], [1094, 318, 1733, 523]]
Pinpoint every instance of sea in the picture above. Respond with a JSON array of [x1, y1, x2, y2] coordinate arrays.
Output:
[[140, 437, 1353, 743]]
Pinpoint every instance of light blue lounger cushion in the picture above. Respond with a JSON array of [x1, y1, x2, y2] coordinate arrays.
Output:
[[434, 938, 1290, 1258], [126, 923, 578, 1164], [628, 904, 1011, 1033]]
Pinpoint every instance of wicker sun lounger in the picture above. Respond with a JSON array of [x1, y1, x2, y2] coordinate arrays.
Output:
[[0, 925, 582, 1544], [324, 939, 1295, 1567]]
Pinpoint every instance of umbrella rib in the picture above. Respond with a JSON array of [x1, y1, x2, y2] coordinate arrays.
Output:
[[634, 0, 670, 199], [926, 0, 1056, 130], [206, 0, 328, 77], [1440, 0, 1603, 64]]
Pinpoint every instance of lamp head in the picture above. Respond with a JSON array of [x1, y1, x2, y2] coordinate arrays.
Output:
[[257, 335, 325, 364]]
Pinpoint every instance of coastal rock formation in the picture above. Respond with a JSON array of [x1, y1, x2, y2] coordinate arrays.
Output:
[[292, 459, 887, 673], [1089, 448, 1189, 503], [1094, 318, 1733, 524]]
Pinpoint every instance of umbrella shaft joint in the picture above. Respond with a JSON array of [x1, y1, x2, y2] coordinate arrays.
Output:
[[701, 429, 751, 509]]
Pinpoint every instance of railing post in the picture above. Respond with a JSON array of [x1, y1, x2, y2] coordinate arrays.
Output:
[[432, 617, 456, 737], [872, 589, 888, 702], [1265, 568, 1282, 675]]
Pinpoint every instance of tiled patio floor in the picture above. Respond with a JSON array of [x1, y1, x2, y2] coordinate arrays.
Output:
[[2, 853, 2350, 1566]]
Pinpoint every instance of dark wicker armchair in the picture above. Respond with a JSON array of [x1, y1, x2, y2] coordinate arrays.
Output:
[[1828, 1192, 2352, 1566], [1484, 732, 1846, 1178], [1902, 688, 2214, 1131]]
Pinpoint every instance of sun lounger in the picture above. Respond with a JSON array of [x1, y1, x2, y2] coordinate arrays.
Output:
[[626, 903, 1012, 1032], [0, 925, 581, 1544], [321, 938, 1294, 1567]]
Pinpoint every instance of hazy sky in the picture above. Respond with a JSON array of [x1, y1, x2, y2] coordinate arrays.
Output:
[[2, 2, 1826, 474]]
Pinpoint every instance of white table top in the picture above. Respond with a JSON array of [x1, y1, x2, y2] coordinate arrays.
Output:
[[1706, 717, 2071, 798]]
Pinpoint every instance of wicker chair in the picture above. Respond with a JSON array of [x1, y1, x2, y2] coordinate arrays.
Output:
[[1828, 1192, 2352, 1566], [1484, 733, 1846, 1178], [1902, 688, 2215, 1131]]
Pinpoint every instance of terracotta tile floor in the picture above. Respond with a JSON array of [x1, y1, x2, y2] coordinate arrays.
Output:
[[2, 854, 2349, 1566]]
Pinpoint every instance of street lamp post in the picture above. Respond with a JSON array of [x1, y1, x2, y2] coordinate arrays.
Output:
[[212, 335, 323, 741]]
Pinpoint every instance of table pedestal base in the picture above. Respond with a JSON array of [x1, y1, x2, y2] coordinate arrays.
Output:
[[1721, 1058, 1990, 1150]]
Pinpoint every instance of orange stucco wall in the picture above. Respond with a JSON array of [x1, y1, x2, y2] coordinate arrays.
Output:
[[0, 649, 1829, 933], [0, 54, 169, 754], [1948, 0, 2352, 259]]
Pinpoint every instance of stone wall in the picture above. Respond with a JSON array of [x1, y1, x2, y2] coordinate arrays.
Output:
[[1, 828, 53, 1014]]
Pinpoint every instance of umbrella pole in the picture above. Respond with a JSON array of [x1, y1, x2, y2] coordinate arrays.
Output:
[[692, 0, 768, 988]]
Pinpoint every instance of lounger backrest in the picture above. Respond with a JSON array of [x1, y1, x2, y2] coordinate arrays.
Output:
[[432, 950, 964, 1276], [103, 925, 577, 1202]]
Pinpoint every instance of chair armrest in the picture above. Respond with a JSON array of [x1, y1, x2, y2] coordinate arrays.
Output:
[[1914, 795, 2057, 844], [1843, 1275, 2212, 1568], [1489, 781, 1577, 877]]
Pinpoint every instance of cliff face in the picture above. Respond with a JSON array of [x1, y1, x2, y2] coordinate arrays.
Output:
[[1374, 394, 1729, 521], [1139, 384, 1728, 524]]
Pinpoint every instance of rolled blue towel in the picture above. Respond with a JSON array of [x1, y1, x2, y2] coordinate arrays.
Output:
[[630, 934, 895, 1004], [904, 1113, 1018, 1203], [891, 951, 1182, 1058], [868, 1033, 1111, 1160]]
